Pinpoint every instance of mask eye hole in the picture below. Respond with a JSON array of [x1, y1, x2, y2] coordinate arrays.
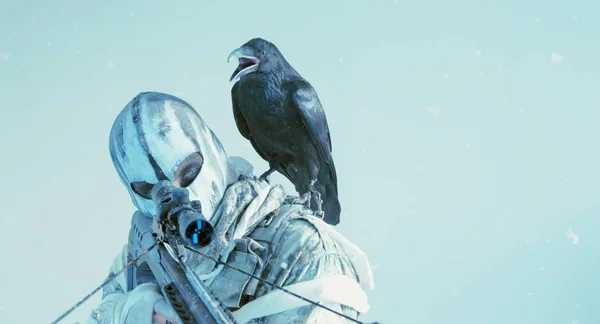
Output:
[[174, 152, 204, 188], [131, 181, 154, 199]]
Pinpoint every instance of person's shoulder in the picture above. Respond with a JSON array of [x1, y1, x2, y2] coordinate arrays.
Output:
[[261, 203, 374, 288], [245, 202, 374, 303], [252, 203, 351, 262]]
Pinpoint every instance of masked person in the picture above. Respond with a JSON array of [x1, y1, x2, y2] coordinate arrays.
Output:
[[87, 92, 374, 324]]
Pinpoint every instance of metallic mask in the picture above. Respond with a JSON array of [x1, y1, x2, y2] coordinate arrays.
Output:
[[109, 92, 230, 220]]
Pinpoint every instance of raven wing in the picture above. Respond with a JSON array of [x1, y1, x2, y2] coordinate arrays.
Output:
[[231, 86, 269, 162], [289, 80, 337, 188]]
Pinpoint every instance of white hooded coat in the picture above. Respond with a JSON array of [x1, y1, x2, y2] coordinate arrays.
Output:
[[87, 92, 374, 324]]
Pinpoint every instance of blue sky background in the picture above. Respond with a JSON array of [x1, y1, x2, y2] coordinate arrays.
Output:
[[1, 0, 599, 323]]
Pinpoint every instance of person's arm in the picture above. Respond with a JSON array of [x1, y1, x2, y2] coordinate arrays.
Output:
[[239, 216, 369, 324], [86, 245, 175, 324], [246, 253, 361, 323]]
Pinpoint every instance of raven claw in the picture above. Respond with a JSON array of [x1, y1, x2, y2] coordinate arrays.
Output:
[[284, 192, 310, 206], [302, 192, 312, 209], [284, 178, 324, 219], [258, 168, 275, 184], [257, 175, 271, 184], [285, 193, 324, 219], [238, 174, 257, 182]]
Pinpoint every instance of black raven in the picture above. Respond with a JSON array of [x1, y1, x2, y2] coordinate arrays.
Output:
[[227, 38, 341, 225]]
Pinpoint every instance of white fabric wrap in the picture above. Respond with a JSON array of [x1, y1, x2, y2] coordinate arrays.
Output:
[[87, 159, 374, 324]]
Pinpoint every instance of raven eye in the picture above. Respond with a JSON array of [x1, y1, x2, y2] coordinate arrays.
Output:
[[131, 181, 154, 199], [261, 50, 266, 56], [174, 152, 204, 188]]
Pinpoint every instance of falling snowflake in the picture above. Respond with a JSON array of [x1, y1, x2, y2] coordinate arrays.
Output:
[[566, 228, 580, 244], [424, 106, 440, 116], [539, 267, 544, 271], [474, 50, 482, 56], [106, 62, 115, 69], [0, 53, 8, 60], [443, 74, 449, 78], [551, 53, 564, 64], [572, 16, 578, 20], [339, 56, 344, 62], [465, 143, 471, 149], [535, 17, 541, 23]]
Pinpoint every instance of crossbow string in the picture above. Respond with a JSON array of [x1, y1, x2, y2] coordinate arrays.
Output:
[[51, 243, 378, 324]]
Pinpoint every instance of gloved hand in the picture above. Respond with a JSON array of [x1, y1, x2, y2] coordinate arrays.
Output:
[[152, 298, 180, 324], [124, 283, 180, 324]]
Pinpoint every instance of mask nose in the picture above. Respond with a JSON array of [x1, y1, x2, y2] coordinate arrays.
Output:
[[152, 180, 190, 204]]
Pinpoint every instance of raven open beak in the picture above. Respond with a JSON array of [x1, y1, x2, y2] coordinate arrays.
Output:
[[228, 46, 260, 82]]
